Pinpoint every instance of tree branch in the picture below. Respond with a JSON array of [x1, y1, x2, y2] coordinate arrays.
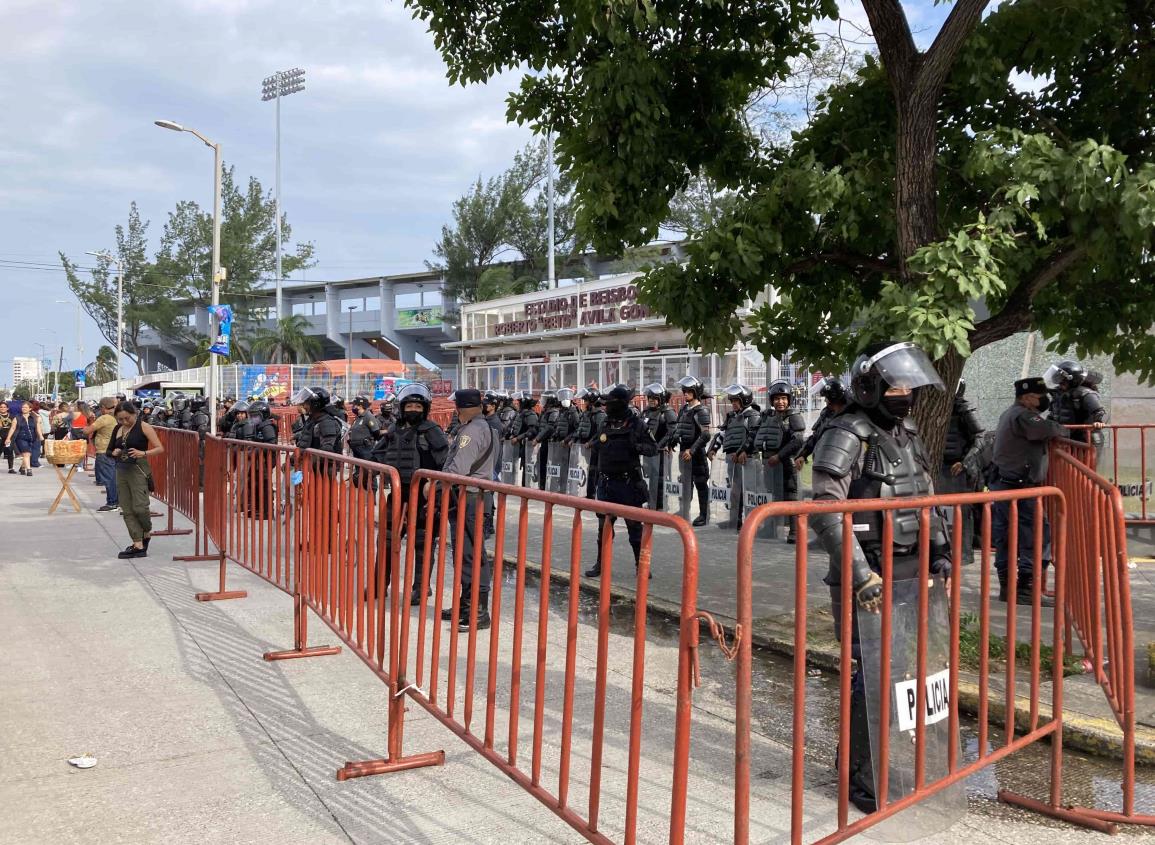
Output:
[[918, 0, 990, 96], [784, 251, 897, 277], [861, 0, 919, 93], [970, 242, 1087, 349]]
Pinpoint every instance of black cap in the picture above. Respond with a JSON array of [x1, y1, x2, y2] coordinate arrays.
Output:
[[1015, 377, 1049, 397], [454, 388, 482, 409]]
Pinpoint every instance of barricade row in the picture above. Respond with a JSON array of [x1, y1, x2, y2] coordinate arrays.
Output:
[[148, 434, 1149, 842], [1067, 423, 1155, 524]]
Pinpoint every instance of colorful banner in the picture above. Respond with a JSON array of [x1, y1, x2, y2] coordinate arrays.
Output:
[[396, 306, 443, 328], [73, 369, 87, 388], [238, 365, 291, 401], [208, 305, 233, 356], [373, 377, 415, 401]]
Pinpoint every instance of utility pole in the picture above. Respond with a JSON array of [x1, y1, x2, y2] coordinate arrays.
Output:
[[262, 68, 306, 321], [346, 305, 357, 396]]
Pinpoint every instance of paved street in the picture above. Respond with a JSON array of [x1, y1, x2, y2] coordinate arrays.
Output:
[[1, 469, 1149, 843]]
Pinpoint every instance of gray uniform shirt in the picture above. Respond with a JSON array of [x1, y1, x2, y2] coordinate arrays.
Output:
[[443, 414, 498, 481], [992, 403, 1067, 484]]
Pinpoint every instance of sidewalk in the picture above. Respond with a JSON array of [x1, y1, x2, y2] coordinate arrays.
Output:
[[1, 468, 1132, 842]]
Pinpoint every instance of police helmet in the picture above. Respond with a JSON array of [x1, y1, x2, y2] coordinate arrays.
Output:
[[542, 390, 559, 408], [557, 387, 575, 408], [381, 391, 397, 410], [642, 382, 669, 403], [767, 380, 793, 406], [169, 392, 188, 412], [818, 377, 848, 404], [331, 395, 346, 411], [482, 390, 501, 409], [1044, 360, 1086, 389], [677, 375, 705, 400], [723, 383, 754, 408], [190, 396, 207, 412], [1085, 370, 1103, 391], [290, 386, 331, 413], [396, 383, 432, 414], [604, 383, 635, 418], [232, 400, 251, 415], [849, 341, 945, 410], [517, 391, 537, 408], [248, 400, 271, 421], [352, 395, 372, 410]]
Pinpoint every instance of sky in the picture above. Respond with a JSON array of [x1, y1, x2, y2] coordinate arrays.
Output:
[[0, 0, 951, 385]]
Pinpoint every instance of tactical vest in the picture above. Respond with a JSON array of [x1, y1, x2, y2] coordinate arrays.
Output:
[[256, 420, 279, 444], [379, 422, 436, 485], [1051, 387, 1094, 427], [577, 409, 596, 441], [841, 415, 935, 551], [721, 406, 758, 453], [498, 406, 517, 435], [597, 417, 644, 476], [554, 407, 579, 441], [191, 412, 210, 434], [348, 415, 377, 451], [508, 411, 524, 439], [538, 408, 560, 439], [675, 404, 708, 447], [642, 407, 662, 437]]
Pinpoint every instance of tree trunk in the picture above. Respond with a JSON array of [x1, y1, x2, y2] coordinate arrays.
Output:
[[894, 98, 940, 281], [913, 346, 963, 467]]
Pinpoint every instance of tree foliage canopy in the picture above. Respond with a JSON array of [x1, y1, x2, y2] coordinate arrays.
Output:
[[409, 0, 1155, 385]]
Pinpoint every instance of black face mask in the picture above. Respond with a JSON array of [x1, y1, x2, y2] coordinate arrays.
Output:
[[880, 393, 914, 420], [1036, 394, 1051, 413], [402, 410, 424, 426], [606, 399, 629, 420]]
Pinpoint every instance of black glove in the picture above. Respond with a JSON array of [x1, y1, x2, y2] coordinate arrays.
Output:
[[929, 554, 952, 580]]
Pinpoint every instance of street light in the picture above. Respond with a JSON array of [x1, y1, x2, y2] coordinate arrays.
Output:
[[85, 250, 124, 385], [156, 118, 223, 435], [262, 67, 305, 321]]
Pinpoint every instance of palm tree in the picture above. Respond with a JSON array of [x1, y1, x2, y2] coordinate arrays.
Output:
[[185, 328, 251, 368], [86, 345, 118, 384], [250, 315, 322, 364]]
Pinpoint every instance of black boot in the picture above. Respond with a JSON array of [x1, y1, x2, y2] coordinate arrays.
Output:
[[459, 590, 490, 631], [584, 563, 601, 578], [442, 591, 468, 622], [410, 587, 429, 606], [1014, 572, 1055, 608], [997, 570, 1008, 602], [692, 487, 709, 527]]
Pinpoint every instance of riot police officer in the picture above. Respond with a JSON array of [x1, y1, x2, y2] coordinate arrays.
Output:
[[189, 396, 211, 437], [348, 395, 383, 461], [707, 384, 760, 529], [551, 388, 580, 491], [170, 393, 192, 430], [641, 384, 676, 509], [583, 384, 657, 579], [246, 400, 279, 444], [497, 392, 517, 437], [507, 392, 539, 485], [991, 376, 1067, 605], [227, 401, 250, 439], [1046, 360, 1107, 444], [371, 383, 450, 604], [754, 379, 806, 541], [939, 378, 984, 562], [149, 403, 169, 428], [290, 386, 345, 454], [810, 341, 951, 814], [797, 377, 848, 466], [576, 388, 607, 499], [376, 391, 398, 432], [482, 391, 504, 535], [672, 376, 712, 525], [533, 390, 560, 491], [440, 389, 499, 630]]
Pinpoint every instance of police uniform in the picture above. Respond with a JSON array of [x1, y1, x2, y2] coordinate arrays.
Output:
[[584, 386, 657, 578], [754, 389, 806, 540], [991, 377, 1067, 601], [295, 406, 345, 454], [1050, 385, 1106, 444], [442, 390, 499, 629], [674, 399, 712, 524], [497, 397, 517, 437], [507, 395, 539, 485], [532, 394, 560, 491], [709, 386, 761, 529], [372, 393, 449, 602], [348, 408, 382, 461], [938, 385, 984, 563], [579, 399, 608, 499], [642, 394, 677, 508], [799, 404, 837, 463], [482, 400, 504, 535]]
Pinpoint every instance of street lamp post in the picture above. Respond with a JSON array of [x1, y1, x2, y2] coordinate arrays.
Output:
[[262, 68, 305, 322], [54, 299, 84, 378], [85, 250, 124, 386], [155, 119, 223, 435]]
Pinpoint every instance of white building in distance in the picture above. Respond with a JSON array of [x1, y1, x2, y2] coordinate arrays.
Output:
[[12, 357, 42, 387]]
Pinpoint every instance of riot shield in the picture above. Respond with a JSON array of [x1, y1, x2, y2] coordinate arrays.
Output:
[[721, 454, 745, 530], [500, 441, 520, 486], [757, 456, 787, 540], [857, 577, 966, 840], [707, 454, 731, 527], [565, 443, 587, 497], [522, 442, 539, 488], [546, 441, 567, 494], [642, 453, 663, 510], [742, 456, 771, 521], [676, 453, 693, 522]]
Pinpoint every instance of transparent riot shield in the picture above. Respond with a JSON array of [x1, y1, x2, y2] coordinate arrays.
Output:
[[642, 453, 663, 510], [565, 443, 587, 497], [676, 453, 693, 522], [857, 577, 966, 840], [742, 456, 771, 521], [757, 456, 787, 540], [546, 441, 567, 494], [500, 441, 520, 486], [707, 454, 731, 527], [721, 454, 745, 529], [522, 442, 539, 487]]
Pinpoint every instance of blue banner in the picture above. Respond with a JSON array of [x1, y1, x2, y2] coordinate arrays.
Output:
[[74, 369, 87, 388], [208, 305, 233, 356]]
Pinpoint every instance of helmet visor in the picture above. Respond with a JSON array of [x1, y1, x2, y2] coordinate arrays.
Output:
[[290, 387, 319, 406], [865, 343, 945, 391], [1043, 364, 1064, 389]]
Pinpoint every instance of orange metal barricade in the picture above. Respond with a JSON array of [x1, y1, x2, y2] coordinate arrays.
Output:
[[731, 490, 1112, 845], [1047, 445, 1154, 827], [380, 469, 702, 845], [148, 428, 195, 541], [1069, 423, 1155, 524]]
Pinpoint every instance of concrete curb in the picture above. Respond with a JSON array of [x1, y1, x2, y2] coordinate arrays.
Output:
[[511, 554, 1155, 767]]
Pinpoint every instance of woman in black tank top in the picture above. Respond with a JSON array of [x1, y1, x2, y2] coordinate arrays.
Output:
[[108, 402, 165, 559]]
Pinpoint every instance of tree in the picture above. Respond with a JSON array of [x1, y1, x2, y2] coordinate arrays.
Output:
[[409, 0, 1155, 459], [250, 315, 323, 364], [431, 139, 582, 305], [86, 346, 118, 385], [12, 381, 34, 401]]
